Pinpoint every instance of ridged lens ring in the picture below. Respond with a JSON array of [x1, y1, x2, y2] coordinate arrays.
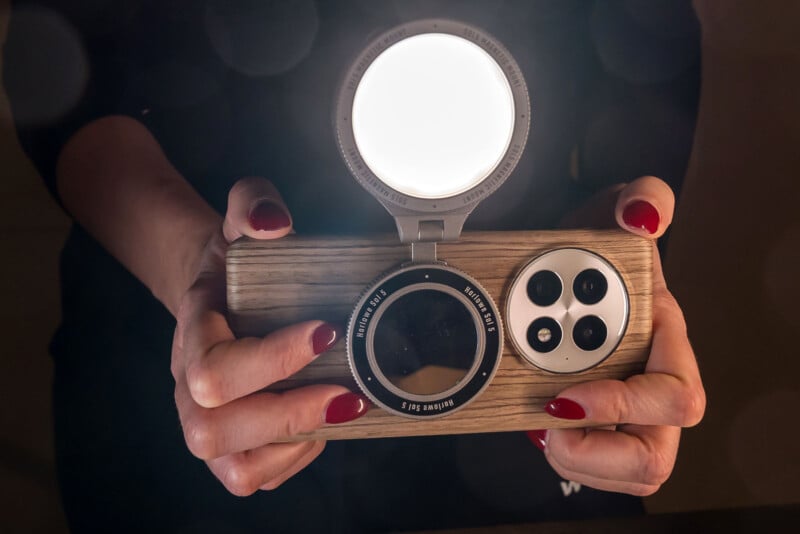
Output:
[[572, 315, 607, 351], [526, 317, 562, 353], [573, 268, 608, 305], [527, 270, 562, 306]]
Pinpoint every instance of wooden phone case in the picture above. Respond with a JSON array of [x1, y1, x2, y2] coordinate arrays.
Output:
[[226, 229, 652, 440]]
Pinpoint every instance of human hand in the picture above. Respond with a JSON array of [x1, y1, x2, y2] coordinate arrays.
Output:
[[529, 176, 706, 496], [171, 177, 370, 496]]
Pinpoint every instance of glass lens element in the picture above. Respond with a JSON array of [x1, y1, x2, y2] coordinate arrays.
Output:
[[352, 33, 515, 199], [373, 289, 478, 396], [527, 270, 562, 306]]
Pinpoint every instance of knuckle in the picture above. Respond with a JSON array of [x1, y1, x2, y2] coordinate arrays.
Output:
[[260, 337, 304, 383], [639, 448, 675, 488], [630, 483, 661, 497], [259, 478, 285, 492], [222, 459, 259, 497], [653, 291, 687, 330], [609, 385, 632, 424], [676, 383, 707, 427], [277, 406, 307, 439], [186, 360, 224, 408], [228, 177, 252, 200], [183, 412, 219, 460], [549, 440, 580, 474]]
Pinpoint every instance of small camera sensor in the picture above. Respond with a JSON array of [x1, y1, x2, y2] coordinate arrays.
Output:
[[572, 315, 607, 351], [527, 317, 562, 353], [527, 270, 562, 306], [573, 269, 608, 305]]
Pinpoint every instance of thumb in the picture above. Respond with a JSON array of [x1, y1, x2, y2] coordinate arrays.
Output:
[[222, 177, 293, 243], [615, 176, 675, 239]]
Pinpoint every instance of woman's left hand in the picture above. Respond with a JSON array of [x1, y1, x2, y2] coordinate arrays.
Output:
[[530, 175, 706, 496]]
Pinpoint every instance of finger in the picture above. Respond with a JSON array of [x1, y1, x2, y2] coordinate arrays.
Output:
[[223, 176, 292, 243], [545, 288, 705, 428], [170, 324, 183, 381], [543, 425, 680, 496], [260, 440, 326, 491], [547, 240, 705, 428], [615, 175, 675, 238], [182, 302, 340, 408], [176, 379, 352, 459], [206, 440, 323, 497]]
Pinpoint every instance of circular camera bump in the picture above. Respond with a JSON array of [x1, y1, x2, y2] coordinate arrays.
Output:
[[505, 248, 630, 373]]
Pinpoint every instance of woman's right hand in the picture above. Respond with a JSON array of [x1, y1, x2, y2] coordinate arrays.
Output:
[[170, 177, 370, 496]]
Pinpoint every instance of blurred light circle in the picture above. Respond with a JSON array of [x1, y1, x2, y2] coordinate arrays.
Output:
[[590, 0, 698, 84], [5, 6, 89, 126], [204, 0, 319, 77]]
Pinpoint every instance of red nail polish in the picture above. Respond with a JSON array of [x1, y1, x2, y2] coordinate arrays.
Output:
[[312, 323, 339, 355], [526, 430, 548, 451], [325, 393, 370, 424], [545, 398, 586, 420], [622, 200, 659, 234], [248, 200, 291, 231]]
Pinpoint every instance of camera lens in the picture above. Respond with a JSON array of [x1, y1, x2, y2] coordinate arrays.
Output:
[[527, 270, 562, 306], [573, 269, 607, 305], [527, 317, 562, 353], [572, 315, 607, 351], [372, 289, 477, 396]]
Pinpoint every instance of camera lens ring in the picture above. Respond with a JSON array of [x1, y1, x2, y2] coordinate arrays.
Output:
[[526, 317, 562, 353], [572, 315, 608, 352], [347, 263, 503, 419], [527, 270, 562, 306], [573, 268, 608, 305], [369, 284, 483, 399]]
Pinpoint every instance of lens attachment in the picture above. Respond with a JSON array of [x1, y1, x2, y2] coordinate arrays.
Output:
[[348, 264, 502, 418]]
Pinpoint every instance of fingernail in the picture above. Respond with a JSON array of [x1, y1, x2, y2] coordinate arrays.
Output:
[[526, 430, 548, 451], [622, 200, 659, 234], [248, 200, 291, 231], [325, 393, 370, 424], [545, 398, 586, 420], [312, 323, 339, 355]]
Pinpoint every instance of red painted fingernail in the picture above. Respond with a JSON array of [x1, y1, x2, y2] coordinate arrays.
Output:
[[526, 430, 548, 451], [312, 323, 339, 355], [325, 393, 370, 424], [545, 398, 586, 420], [622, 200, 659, 234], [248, 200, 291, 231]]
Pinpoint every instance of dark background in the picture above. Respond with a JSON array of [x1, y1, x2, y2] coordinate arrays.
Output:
[[1, 0, 799, 531]]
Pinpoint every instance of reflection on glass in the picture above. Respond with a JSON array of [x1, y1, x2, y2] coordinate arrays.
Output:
[[373, 289, 477, 396]]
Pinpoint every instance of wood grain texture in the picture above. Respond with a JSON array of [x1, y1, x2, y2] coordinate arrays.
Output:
[[227, 229, 652, 440]]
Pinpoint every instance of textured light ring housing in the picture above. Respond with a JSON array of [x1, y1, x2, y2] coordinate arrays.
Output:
[[335, 18, 531, 214]]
